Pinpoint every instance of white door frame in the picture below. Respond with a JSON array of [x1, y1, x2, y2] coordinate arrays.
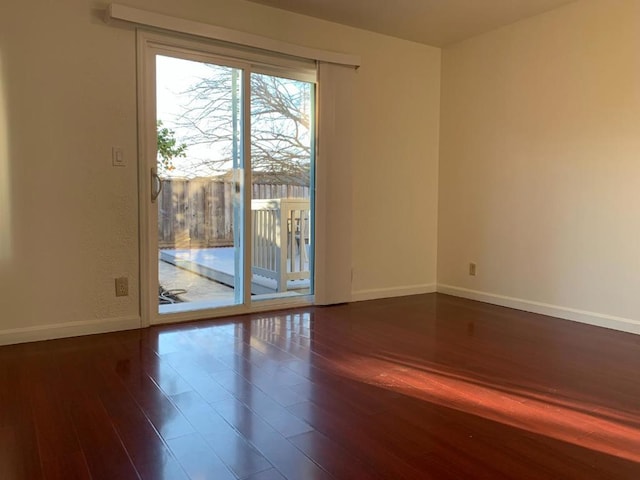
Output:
[[136, 30, 316, 327]]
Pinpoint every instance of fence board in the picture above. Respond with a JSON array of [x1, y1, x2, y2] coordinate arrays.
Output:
[[158, 179, 309, 248]]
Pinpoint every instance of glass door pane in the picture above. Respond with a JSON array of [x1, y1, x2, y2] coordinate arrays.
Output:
[[250, 73, 315, 301], [155, 55, 244, 314]]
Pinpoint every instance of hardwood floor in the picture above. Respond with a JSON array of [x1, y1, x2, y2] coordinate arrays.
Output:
[[1, 293, 639, 479]]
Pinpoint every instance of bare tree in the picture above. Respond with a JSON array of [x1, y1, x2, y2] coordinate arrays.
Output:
[[250, 73, 311, 183], [167, 66, 312, 183]]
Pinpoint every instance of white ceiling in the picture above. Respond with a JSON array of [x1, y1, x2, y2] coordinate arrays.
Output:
[[245, 0, 577, 46]]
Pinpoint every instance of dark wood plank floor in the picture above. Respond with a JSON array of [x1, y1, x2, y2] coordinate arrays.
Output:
[[1, 293, 639, 479]]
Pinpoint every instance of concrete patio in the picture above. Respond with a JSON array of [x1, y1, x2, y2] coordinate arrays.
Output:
[[160, 247, 311, 296]]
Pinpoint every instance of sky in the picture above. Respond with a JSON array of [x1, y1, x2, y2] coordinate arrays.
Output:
[[156, 54, 236, 178], [155, 54, 313, 180]]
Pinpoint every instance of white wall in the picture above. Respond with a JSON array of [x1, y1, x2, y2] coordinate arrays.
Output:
[[0, 0, 441, 343], [438, 0, 640, 333]]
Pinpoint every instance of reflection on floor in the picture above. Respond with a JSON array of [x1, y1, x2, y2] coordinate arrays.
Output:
[[1, 294, 639, 479]]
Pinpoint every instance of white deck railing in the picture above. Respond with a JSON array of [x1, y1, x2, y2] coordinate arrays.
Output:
[[251, 198, 310, 292]]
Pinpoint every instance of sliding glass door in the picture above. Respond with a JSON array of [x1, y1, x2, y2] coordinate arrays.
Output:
[[139, 33, 316, 324], [155, 54, 245, 314], [250, 73, 315, 301]]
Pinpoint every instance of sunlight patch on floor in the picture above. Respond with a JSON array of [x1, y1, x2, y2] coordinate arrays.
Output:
[[329, 353, 640, 463]]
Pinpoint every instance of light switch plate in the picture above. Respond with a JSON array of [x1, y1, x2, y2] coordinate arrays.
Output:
[[112, 147, 125, 167]]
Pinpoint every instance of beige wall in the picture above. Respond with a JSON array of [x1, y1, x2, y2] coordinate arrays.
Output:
[[0, 0, 440, 342], [439, 0, 640, 330]]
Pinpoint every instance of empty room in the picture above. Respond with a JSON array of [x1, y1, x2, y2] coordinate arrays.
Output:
[[0, 0, 638, 478]]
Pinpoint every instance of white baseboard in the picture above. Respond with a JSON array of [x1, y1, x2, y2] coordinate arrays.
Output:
[[351, 283, 437, 303], [0, 315, 142, 346], [437, 284, 640, 335]]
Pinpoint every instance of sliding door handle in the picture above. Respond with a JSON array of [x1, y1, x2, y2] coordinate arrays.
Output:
[[151, 169, 163, 202]]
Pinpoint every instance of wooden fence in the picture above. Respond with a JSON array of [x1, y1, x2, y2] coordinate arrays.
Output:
[[158, 178, 310, 248]]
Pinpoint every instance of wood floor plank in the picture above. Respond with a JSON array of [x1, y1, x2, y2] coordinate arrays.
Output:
[[1, 293, 639, 479], [166, 432, 235, 480], [40, 452, 91, 480], [244, 468, 287, 480], [289, 429, 384, 480], [215, 397, 333, 480], [286, 400, 434, 480], [68, 392, 140, 480], [170, 390, 274, 478]]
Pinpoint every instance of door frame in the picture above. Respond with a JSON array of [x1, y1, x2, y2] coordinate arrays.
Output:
[[136, 30, 316, 327]]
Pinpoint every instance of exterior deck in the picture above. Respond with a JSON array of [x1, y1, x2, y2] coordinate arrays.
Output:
[[160, 197, 311, 296]]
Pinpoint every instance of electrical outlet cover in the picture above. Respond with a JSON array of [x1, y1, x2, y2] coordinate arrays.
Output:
[[115, 277, 129, 297]]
